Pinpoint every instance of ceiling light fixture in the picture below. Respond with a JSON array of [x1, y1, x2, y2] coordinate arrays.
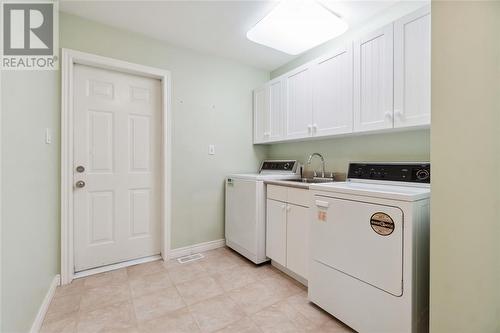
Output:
[[246, 0, 348, 55]]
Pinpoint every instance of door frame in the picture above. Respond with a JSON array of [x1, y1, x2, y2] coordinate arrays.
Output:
[[60, 49, 172, 285]]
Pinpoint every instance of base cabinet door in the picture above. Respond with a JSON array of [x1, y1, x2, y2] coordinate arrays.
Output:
[[266, 199, 287, 266], [286, 204, 309, 279], [394, 5, 431, 128]]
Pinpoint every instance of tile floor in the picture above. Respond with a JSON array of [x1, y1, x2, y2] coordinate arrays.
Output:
[[41, 247, 354, 333]]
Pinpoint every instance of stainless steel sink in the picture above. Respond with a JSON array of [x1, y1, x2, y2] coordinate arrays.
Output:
[[288, 178, 335, 184]]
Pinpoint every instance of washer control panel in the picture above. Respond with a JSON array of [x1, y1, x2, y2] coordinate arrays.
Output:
[[347, 163, 430, 183], [260, 160, 298, 173]]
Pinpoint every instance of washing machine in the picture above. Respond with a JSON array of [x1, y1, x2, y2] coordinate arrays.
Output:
[[309, 162, 430, 333], [225, 160, 300, 264]]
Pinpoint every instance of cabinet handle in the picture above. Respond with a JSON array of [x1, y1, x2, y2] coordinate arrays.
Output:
[[307, 124, 312, 134], [281, 205, 286, 210], [286, 205, 291, 212], [315, 200, 329, 208], [384, 112, 393, 120], [394, 110, 405, 120], [313, 124, 318, 133]]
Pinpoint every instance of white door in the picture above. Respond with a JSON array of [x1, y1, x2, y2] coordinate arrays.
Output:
[[311, 196, 403, 296], [312, 45, 353, 137], [394, 6, 431, 128], [284, 66, 313, 139], [353, 24, 394, 132], [253, 86, 268, 143], [73, 64, 161, 272], [268, 79, 284, 141], [266, 199, 287, 266], [286, 204, 309, 279]]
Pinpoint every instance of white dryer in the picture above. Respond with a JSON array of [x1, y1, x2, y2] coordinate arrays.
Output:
[[309, 162, 430, 333], [225, 160, 300, 264]]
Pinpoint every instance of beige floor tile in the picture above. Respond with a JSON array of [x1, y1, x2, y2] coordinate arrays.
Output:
[[133, 286, 186, 322], [40, 312, 78, 333], [228, 281, 287, 315], [260, 275, 303, 298], [54, 279, 85, 299], [44, 293, 81, 323], [167, 262, 208, 284], [285, 292, 332, 326], [199, 255, 243, 275], [77, 301, 137, 333], [176, 276, 224, 305], [127, 260, 166, 280], [251, 303, 303, 333], [244, 263, 282, 280], [81, 268, 128, 289], [80, 282, 131, 311], [189, 294, 245, 333], [215, 316, 261, 333], [310, 319, 354, 333], [129, 270, 173, 298], [212, 265, 257, 292], [138, 307, 200, 333]]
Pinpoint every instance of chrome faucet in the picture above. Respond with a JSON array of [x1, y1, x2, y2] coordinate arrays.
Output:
[[307, 153, 326, 178]]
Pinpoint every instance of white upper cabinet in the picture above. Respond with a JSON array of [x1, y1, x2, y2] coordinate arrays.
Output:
[[268, 79, 285, 141], [253, 86, 267, 144], [284, 65, 313, 140], [353, 24, 394, 132], [394, 6, 431, 128], [312, 45, 353, 136]]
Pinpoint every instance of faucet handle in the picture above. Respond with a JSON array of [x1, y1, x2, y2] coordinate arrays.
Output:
[[313, 170, 317, 177]]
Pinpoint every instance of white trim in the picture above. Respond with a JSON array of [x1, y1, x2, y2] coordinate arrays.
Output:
[[74, 255, 162, 279], [271, 260, 308, 287], [0, 62, 3, 330], [169, 239, 226, 259], [30, 275, 60, 333], [61, 49, 172, 285]]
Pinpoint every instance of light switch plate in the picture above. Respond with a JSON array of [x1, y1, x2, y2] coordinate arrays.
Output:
[[208, 144, 215, 155], [45, 128, 52, 144]]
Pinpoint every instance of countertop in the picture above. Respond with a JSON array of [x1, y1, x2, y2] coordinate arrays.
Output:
[[264, 179, 313, 189]]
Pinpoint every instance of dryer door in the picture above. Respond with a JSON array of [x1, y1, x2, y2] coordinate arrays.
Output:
[[311, 196, 403, 296]]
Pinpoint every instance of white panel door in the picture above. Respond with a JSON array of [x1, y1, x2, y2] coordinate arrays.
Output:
[[286, 204, 309, 279], [284, 66, 313, 139], [253, 86, 268, 143], [394, 6, 431, 128], [312, 45, 353, 137], [353, 24, 394, 132], [74, 64, 161, 272], [266, 199, 287, 266], [268, 79, 284, 141], [311, 196, 403, 296]]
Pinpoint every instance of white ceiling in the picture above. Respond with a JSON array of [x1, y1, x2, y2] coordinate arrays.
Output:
[[60, 1, 399, 71]]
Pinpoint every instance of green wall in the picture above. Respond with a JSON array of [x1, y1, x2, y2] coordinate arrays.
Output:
[[1, 71, 60, 332], [59, 13, 269, 249], [430, 2, 500, 332], [267, 130, 430, 176]]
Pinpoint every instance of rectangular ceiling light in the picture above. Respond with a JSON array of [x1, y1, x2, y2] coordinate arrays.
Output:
[[247, 0, 348, 55]]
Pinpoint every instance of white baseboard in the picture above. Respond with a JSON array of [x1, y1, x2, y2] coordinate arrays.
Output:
[[30, 274, 60, 333], [169, 239, 226, 259]]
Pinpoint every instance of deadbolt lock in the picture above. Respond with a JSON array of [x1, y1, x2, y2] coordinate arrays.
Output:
[[76, 165, 85, 173]]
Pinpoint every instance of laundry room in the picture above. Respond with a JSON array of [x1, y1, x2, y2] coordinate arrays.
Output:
[[1, 1, 499, 333]]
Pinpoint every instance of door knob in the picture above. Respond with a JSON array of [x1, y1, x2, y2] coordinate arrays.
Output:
[[75, 180, 86, 188]]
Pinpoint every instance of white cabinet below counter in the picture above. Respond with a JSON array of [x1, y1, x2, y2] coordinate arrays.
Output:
[[266, 185, 310, 282], [253, 5, 431, 145]]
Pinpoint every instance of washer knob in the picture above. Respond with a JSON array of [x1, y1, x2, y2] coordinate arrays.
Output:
[[416, 169, 430, 180]]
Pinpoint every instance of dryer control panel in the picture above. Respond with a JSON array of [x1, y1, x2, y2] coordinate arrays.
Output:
[[347, 163, 430, 183]]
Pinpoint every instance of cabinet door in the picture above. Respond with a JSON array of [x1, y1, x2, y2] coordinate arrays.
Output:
[[312, 45, 353, 137], [268, 79, 284, 141], [286, 204, 309, 279], [353, 24, 394, 132], [284, 66, 313, 140], [253, 86, 268, 143], [394, 6, 431, 128], [266, 199, 287, 266]]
